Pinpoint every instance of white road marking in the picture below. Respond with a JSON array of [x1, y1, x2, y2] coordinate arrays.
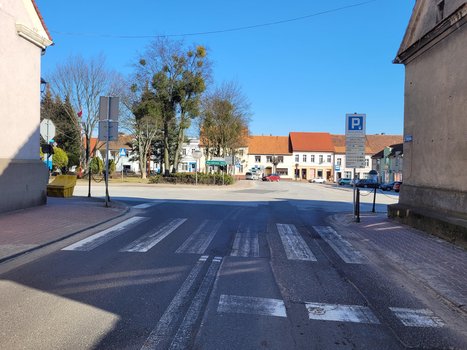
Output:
[[276, 224, 317, 261], [62, 217, 146, 251], [121, 218, 187, 253], [389, 307, 445, 327], [306, 302, 380, 324], [231, 227, 259, 257], [141, 257, 207, 350], [133, 202, 162, 209], [374, 226, 403, 231], [217, 295, 287, 318], [176, 220, 222, 254], [363, 222, 386, 228], [313, 226, 365, 264], [169, 258, 222, 350]]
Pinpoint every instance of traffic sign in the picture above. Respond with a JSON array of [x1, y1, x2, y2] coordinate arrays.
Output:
[[345, 114, 366, 137], [40, 119, 56, 141], [345, 113, 366, 168], [99, 96, 119, 121], [98, 120, 119, 141], [119, 148, 127, 156]]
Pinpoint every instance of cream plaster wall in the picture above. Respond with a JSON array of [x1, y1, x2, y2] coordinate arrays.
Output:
[[401, 22, 467, 213], [0, 0, 44, 161]]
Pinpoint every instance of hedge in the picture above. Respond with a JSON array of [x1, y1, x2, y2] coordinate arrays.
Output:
[[149, 172, 234, 186]]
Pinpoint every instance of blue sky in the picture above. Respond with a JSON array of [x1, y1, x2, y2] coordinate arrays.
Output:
[[37, 0, 414, 136]]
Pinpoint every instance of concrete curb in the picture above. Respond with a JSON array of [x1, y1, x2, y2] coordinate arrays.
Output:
[[0, 199, 130, 265]]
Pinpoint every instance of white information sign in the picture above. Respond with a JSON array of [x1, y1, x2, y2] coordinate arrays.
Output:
[[40, 118, 56, 142], [345, 114, 366, 168]]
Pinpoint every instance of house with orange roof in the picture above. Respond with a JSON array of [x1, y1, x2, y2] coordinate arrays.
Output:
[[1, 0, 53, 213], [331, 134, 403, 182], [289, 132, 335, 181], [245, 136, 293, 179]]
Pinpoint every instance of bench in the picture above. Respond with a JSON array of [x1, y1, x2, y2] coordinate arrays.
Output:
[[47, 175, 77, 198]]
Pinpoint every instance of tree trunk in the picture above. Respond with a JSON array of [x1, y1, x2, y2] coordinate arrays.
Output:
[[173, 125, 185, 173], [163, 121, 170, 176]]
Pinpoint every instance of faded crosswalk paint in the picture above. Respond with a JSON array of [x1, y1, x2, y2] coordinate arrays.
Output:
[[306, 302, 380, 324], [313, 226, 365, 264], [389, 307, 444, 327], [276, 224, 317, 261], [141, 256, 207, 350], [231, 227, 259, 257], [62, 216, 146, 251], [217, 295, 287, 318], [121, 218, 187, 253], [176, 220, 222, 254], [169, 257, 222, 350]]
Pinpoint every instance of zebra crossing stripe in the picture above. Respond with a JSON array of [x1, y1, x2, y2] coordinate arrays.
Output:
[[133, 202, 161, 209], [141, 256, 207, 350], [389, 307, 444, 327], [217, 295, 287, 318], [276, 224, 317, 261], [313, 226, 365, 264], [176, 220, 222, 254], [121, 218, 187, 253], [231, 227, 259, 257], [306, 302, 380, 324], [62, 216, 146, 251]]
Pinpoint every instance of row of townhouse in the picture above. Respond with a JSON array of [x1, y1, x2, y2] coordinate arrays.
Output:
[[236, 132, 403, 182], [90, 132, 403, 182]]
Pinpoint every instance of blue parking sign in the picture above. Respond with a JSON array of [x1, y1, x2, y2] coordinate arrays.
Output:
[[345, 113, 366, 136]]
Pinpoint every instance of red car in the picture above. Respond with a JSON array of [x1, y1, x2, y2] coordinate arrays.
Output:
[[393, 181, 402, 192], [262, 174, 281, 182]]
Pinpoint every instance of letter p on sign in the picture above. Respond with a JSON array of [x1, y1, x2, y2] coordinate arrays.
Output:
[[349, 116, 363, 130]]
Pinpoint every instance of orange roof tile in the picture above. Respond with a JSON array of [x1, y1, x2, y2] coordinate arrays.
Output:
[[331, 134, 403, 155], [247, 136, 291, 155], [289, 132, 334, 152]]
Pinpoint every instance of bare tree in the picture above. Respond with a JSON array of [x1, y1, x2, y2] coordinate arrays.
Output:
[[200, 81, 251, 160], [48, 54, 121, 196]]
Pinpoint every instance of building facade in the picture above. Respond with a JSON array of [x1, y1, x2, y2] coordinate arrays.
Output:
[[394, 0, 467, 215], [0, 0, 53, 213]]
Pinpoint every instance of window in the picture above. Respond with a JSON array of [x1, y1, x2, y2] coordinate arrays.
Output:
[[182, 149, 187, 156], [266, 156, 272, 163], [344, 171, 352, 178], [238, 149, 244, 156], [365, 158, 369, 167], [310, 155, 315, 163], [327, 155, 332, 163], [303, 155, 307, 162], [337, 158, 342, 166], [255, 156, 261, 163], [319, 155, 323, 164], [276, 168, 288, 175], [277, 156, 283, 163], [295, 155, 299, 162]]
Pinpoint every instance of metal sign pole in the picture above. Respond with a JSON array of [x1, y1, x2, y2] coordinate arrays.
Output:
[[105, 99, 110, 207]]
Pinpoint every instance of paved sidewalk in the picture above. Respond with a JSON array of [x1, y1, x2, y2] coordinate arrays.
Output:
[[0, 196, 128, 263], [329, 213, 467, 313]]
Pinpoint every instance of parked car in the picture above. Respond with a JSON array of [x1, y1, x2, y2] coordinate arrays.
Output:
[[262, 174, 280, 182], [355, 179, 380, 188], [393, 181, 402, 192], [245, 171, 260, 180], [338, 178, 352, 185], [380, 182, 396, 191], [310, 177, 326, 183]]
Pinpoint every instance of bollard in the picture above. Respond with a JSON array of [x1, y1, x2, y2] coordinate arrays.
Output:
[[356, 188, 361, 223]]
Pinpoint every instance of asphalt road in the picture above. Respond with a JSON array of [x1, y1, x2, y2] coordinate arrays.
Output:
[[0, 181, 465, 349]]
